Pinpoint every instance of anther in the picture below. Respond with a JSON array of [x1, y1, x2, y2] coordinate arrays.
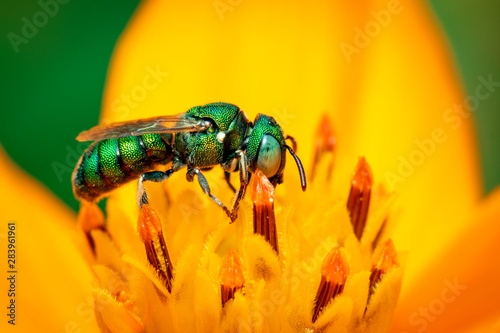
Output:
[[114, 287, 136, 313], [371, 217, 387, 251], [252, 169, 279, 254], [137, 204, 174, 293], [312, 247, 350, 323], [310, 114, 336, 182], [77, 202, 106, 252], [346, 157, 373, 240], [368, 239, 399, 304], [220, 249, 245, 307]]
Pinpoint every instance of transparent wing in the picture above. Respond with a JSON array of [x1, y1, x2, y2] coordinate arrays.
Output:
[[76, 113, 211, 142]]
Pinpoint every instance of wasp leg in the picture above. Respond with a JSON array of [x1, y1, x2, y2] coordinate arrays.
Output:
[[137, 169, 175, 207], [224, 171, 237, 193], [228, 150, 249, 223], [186, 168, 232, 219]]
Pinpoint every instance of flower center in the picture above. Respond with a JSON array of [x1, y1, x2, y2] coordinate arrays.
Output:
[[77, 114, 404, 333]]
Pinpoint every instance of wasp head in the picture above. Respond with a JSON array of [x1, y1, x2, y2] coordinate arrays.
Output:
[[246, 114, 306, 191]]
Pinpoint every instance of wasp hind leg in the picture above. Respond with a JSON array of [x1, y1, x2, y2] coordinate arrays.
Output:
[[224, 171, 237, 193], [186, 168, 232, 219], [137, 169, 175, 208]]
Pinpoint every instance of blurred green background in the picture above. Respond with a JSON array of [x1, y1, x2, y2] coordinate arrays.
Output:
[[0, 0, 499, 212]]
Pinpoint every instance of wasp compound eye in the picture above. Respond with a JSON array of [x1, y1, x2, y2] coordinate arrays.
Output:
[[256, 134, 281, 178]]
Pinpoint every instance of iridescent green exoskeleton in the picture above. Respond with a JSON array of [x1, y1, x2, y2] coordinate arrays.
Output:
[[72, 102, 306, 221]]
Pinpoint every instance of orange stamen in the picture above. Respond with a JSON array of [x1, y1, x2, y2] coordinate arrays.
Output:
[[137, 203, 162, 242], [310, 114, 336, 181], [368, 239, 399, 303], [346, 157, 373, 240], [137, 204, 173, 292], [312, 247, 350, 323], [220, 249, 245, 307], [371, 217, 388, 251], [252, 170, 279, 254], [77, 202, 106, 252]]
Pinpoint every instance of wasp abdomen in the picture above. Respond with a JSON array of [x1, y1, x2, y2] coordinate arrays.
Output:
[[73, 134, 173, 202]]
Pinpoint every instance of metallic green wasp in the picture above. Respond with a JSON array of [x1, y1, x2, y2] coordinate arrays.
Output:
[[72, 102, 306, 221]]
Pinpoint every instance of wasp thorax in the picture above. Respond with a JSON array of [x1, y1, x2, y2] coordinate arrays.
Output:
[[257, 134, 282, 178]]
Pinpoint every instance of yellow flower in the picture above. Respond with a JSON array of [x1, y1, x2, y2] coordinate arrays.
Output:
[[2, 0, 500, 332]]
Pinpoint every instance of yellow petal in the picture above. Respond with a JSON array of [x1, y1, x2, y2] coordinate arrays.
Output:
[[460, 317, 500, 333], [351, 0, 481, 293], [92, 229, 124, 272], [392, 187, 500, 332], [93, 288, 143, 333], [364, 267, 404, 333], [193, 269, 221, 333], [170, 244, 203, 332], [122, 253, 176, 332], [244, 235, 281, 282], [220, 291, 251, 332], [0, 146, 98, 332], [344, 271, 370, 328], [314, 295, 352, 331]]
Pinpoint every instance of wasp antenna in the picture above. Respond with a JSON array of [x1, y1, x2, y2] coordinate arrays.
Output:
[[285, 135, 298, 153], [285, 145, 307, 191]]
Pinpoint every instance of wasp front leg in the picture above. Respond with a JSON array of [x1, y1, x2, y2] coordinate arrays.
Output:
[[228, 150, 249, 222], [186, 168, 232, 219]]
